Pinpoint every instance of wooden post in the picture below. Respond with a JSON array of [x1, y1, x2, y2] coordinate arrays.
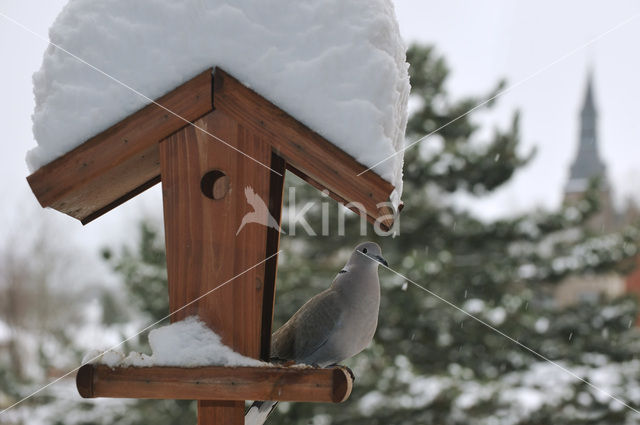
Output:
[[160, 108, 285, 424]]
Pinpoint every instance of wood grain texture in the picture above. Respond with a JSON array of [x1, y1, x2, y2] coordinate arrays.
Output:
[[212, 68, 397, 229], [160, 109, 275, 356], [76, 364, 353, 403], [198, 401, 244, 425], [26, 68, 213, 223], [159, 109, 286, 424]]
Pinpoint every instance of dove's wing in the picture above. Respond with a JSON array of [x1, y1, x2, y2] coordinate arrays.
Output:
[[271, 287, 344, 363]]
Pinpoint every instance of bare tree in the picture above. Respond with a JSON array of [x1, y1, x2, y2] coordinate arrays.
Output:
[[0, 208, 95, 382]]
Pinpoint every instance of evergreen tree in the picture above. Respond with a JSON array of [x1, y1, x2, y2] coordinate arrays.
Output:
[[272, 44, 640, 424]]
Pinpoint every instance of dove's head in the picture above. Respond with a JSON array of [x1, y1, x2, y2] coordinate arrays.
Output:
[[350, 242, 388, 268]]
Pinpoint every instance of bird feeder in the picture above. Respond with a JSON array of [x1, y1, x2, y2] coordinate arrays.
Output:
[[27, 68, 398, 424]]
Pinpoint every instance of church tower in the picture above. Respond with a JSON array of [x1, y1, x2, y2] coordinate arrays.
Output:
[[563, 69, 616, 231]]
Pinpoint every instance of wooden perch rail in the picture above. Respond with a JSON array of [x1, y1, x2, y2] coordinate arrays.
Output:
[[76, 364, 353, 403]]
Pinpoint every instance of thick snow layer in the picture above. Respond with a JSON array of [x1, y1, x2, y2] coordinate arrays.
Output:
[[27, 0, 410, 205], [88, 316, 264, 367]]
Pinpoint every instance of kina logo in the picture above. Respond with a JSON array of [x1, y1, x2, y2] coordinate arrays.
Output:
[[236, 186, 284, 235]]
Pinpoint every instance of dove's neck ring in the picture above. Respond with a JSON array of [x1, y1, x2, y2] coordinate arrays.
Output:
[[332, 263, 381, 303]]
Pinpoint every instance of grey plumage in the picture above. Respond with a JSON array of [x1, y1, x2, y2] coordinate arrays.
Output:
[[245, 242, 386, 425]]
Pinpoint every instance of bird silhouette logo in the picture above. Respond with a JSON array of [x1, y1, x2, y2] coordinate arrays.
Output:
[[236, 186, 285, 235]]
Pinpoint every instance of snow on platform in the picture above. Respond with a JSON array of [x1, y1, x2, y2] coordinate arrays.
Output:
[[27, 0, 410, 204], [86, 316, 264, 368]]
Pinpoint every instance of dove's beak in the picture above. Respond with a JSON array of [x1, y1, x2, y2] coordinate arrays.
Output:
[[375, 255, 388, 267]]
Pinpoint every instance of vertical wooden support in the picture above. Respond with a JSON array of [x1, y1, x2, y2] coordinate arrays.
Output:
[[261, 153, 285, 360], [198, 400, 244, 425], [159, 108, 285, 425]]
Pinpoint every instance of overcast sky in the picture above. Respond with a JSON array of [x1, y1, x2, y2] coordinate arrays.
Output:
[[395, 0, 640, 217], [1, 1, 639, 251]]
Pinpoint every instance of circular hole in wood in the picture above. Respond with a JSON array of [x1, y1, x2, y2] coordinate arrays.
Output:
[[200, 170, 229, 200]]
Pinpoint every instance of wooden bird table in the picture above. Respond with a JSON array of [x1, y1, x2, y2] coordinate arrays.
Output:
[[27, 68, 398, 424]]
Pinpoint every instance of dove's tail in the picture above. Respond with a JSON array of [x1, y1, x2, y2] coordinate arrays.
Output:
[[245, 400, 278, 425]]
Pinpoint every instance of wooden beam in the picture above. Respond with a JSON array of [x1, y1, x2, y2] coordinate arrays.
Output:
[[26, 68, 213, 223], [76, 364, 353, 403], [261, 153, 286, 361], [159, 109, 285, 423], [212, 68, 397, 229], [198, 401, 243, 425], [160, 108, 275, 355]]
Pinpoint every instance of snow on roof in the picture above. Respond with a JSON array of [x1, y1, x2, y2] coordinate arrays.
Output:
[[87, 316, 264, 367], [27, 0, 410, 205]]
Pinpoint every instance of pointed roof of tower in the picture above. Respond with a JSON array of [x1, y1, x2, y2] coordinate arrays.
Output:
[[582, 67, 596, 114], [565, 68, 607, 193]]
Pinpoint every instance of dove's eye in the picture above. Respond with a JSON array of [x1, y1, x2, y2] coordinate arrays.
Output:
[[362, 248, 368, 254]]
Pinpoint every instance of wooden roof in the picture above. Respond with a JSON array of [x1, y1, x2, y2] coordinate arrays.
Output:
[[27, 68, 397, 229]]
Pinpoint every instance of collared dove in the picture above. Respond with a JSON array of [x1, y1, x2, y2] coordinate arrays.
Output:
[[245, 242, 387, 425]]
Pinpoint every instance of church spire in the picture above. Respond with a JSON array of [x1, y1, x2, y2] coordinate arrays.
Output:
[[565, 69, 607, 193], [582, 68, 596, 114]]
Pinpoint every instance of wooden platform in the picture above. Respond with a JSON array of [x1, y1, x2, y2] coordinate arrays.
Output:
[[77, 364, 352, 403]]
